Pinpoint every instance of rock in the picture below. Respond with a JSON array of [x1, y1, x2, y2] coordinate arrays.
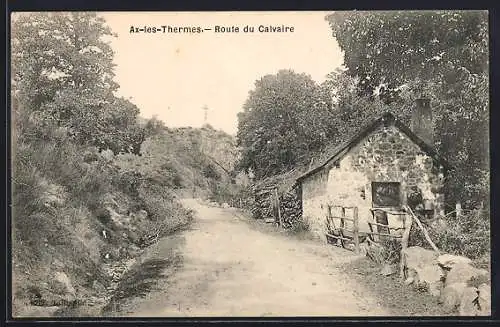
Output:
[[221, 202, 230, 208], [402, 246, 443, 296], [437, 254, 472, 270], [459, 287, 480, 316], [404, 277, 414, 285], [54, 272, 76, 296], [380, 264, 395, 276], [439, 282, 467, 311], [477, 283, 491, 316], [445, 262, 489, 287], [428, 280, 444, 297], [403, 246, 438, 269]]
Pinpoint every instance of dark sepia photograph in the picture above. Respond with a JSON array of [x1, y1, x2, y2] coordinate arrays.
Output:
[[10, 10, 490, 318]]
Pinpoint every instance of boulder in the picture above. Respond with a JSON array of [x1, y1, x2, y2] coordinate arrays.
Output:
[[445, 262, 489, 287], [402, 246, 443, 297], [221, 202, 230, 208], [439, 282, 467, 311], [403, 246, 438, 269], [477, 283, 491, 316], [459, 287, 480, 316], [437, 254, 472, 270]]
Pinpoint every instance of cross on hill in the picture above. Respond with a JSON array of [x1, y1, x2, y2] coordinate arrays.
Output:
[[202, 105, 209, 124]]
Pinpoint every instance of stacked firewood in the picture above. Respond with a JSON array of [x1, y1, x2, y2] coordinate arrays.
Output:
[[251, 184, 276, 220], [279, 188, 302, 228]]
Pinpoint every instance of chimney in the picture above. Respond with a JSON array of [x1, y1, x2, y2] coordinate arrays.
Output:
[[411, 98, 433, 145]]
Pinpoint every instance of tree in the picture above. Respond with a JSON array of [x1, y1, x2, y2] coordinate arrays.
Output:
[[325, 10, 489, 208], [326, 10, 488, 100], [236, 69, 336, 179], [11, 12, 144, 154]]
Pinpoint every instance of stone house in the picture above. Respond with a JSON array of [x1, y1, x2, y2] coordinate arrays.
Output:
[[295, 99, 449, 242]]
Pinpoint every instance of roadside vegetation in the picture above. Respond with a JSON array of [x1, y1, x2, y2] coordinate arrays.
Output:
[[11, 12, 240, 317]]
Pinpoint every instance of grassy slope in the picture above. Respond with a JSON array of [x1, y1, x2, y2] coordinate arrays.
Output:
[[11, 122, 240, 317]]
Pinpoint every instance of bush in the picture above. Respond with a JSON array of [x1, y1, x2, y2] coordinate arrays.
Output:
[[203, 163, 221, 180], [409, 208, 490, 259], [287, 217, 310, 235], [380, 238, 402, 264]]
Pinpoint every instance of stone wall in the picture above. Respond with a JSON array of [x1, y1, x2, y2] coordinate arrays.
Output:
[[302, 124, 446, 242]]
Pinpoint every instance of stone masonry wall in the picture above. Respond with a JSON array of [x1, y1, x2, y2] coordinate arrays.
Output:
[[302, 124, 445, 242]]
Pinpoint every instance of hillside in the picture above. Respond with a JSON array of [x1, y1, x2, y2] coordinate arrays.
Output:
[[11, 112, 242, 317], [127, 127, 245, 202]]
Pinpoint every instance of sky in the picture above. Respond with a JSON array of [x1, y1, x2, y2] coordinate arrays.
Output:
[[101, 12, 344, 135]]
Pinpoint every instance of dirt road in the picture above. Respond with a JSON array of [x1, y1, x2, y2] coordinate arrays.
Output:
[[119, 199, 391, 317]]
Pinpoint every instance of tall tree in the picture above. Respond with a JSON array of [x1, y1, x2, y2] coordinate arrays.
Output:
[[11, 12, 144, 154], [237, 69, 335, 179], [326, 10, 488, 100], [325, 10, 489, 208]]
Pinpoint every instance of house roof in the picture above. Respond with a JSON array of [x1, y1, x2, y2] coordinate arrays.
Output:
[[296, 112, 451, 183]]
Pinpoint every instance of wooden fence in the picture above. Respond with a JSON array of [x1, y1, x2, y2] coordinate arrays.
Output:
[[324, 204, 441, 280], [325, 205, 361, 253], [325, 205, 407, 254]]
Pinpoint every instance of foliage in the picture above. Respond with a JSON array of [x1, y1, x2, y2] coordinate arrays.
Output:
[[381, 238, 403, 264], [325, 10, 489, 209], [11, 12, 145, 155], [203, 163, 221, 181], [409, 209, 490, 259], [236, 69, 337, 179], [326, 10, 487, 99], [10, 12, 198, 312], [287, 217, 310, 235]]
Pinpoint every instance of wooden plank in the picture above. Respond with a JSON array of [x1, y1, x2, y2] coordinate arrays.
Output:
[[400, 213, 413, 279], [329, 205, 358, 210], [325, 233, 352, 242], [353, 207, 360, 254], [336, 227, 353, 232], [274, 188, 282, 227], [368, 221, 405, 230], [331, 216, 356, 222], [404, 205, 440, 254], [370, 208, 407, 215], [364, 231, 402, 238]]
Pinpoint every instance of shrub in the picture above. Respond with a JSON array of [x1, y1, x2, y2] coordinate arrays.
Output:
[[288, 217, 310, 235], [380, 238, 402, 264], [203, 163, 221, 180], [409, 208, 490, 259]]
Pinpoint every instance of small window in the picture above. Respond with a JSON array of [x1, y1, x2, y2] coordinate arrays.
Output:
[[372, 182, 401, 207]]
